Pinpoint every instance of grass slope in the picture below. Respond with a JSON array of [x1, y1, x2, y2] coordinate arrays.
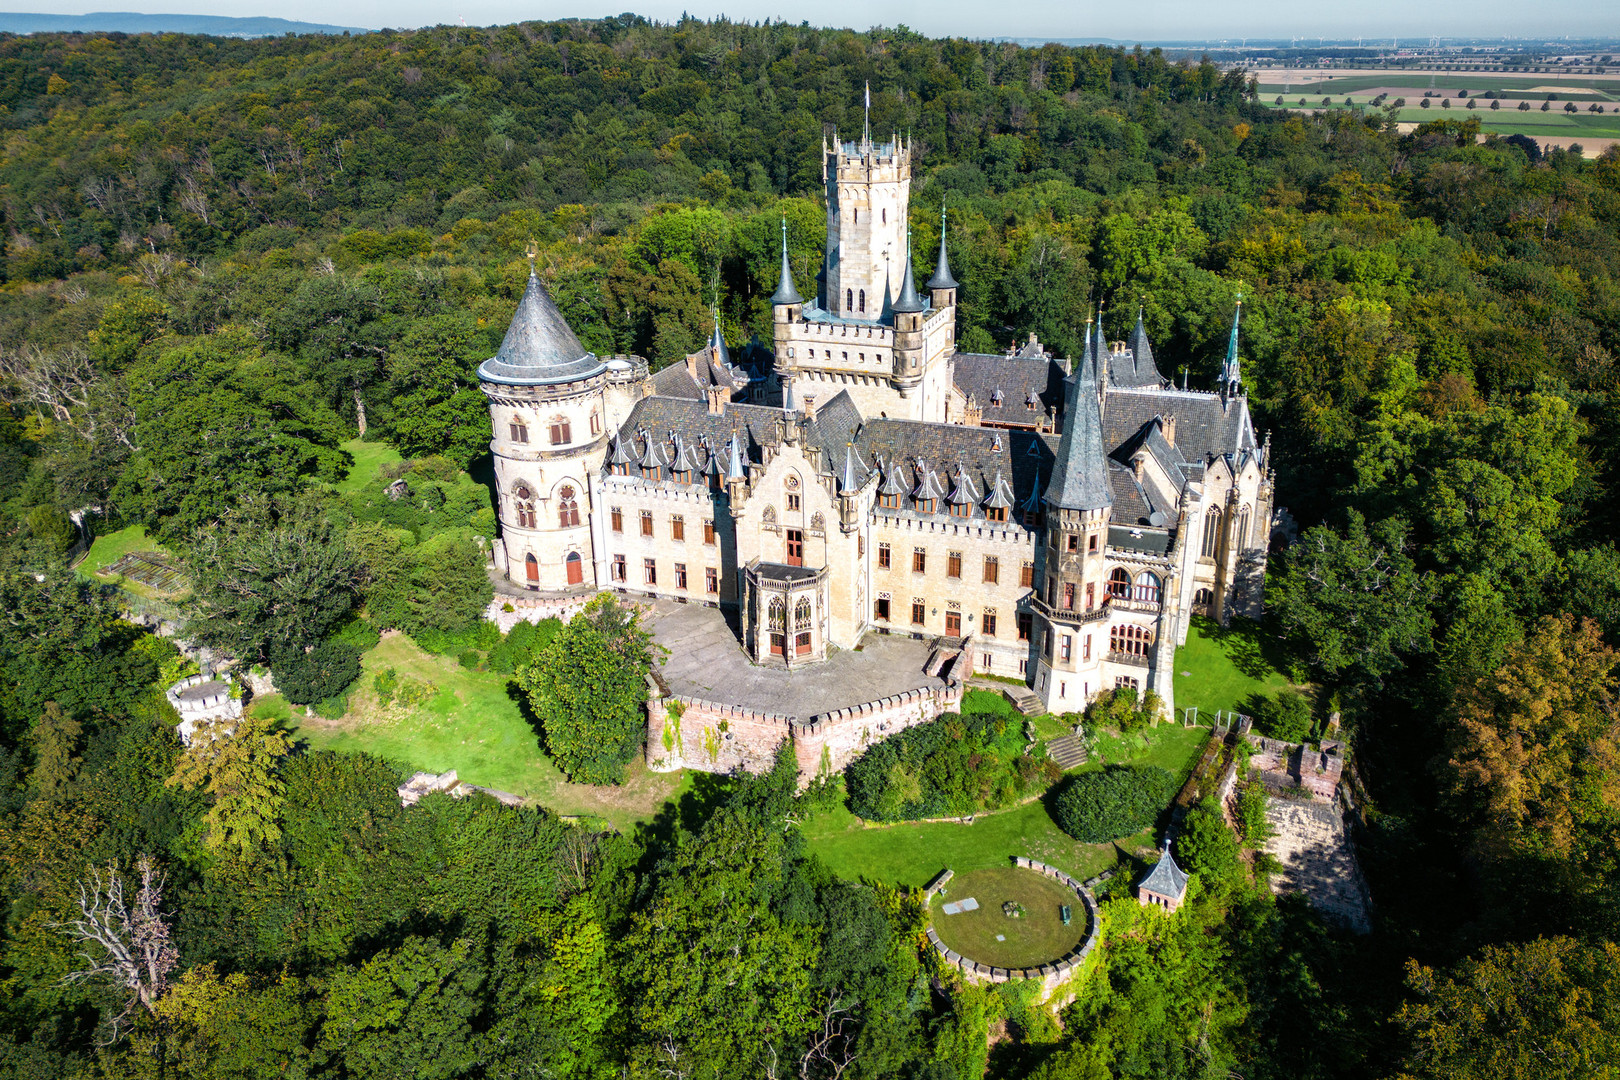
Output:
[[78, 523, 166, 575], [930, 867, 1086, 968], [1172, 616, 1291, 718], [336, 437, 405, 494], [803, 722, 1207, 887], [253, 632, 685, 832]]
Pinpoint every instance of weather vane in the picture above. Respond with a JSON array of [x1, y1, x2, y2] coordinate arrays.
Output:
[[525, 238, 538, 270]]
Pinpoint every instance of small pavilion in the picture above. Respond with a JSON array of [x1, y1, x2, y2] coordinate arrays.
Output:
[[1137, 842, 1190, 913]]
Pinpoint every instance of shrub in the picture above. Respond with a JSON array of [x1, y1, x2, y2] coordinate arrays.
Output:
[[1084, 687, 1164, 732], [487, 618, 562, 674], [273, 639, 362, 705], [1051, 765, 1177, 843], [314, 694, 349, 720], [1251, 688, 1313, 743], [374, 667, 398, 707], [1177, 795, 1242, 884], [1234, 782, 1272, 846], [844, 709, 1025, 821], [457, 649, 481, 670]]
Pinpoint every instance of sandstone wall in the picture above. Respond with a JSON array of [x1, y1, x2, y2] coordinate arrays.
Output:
[[484, 592, 594, 633]]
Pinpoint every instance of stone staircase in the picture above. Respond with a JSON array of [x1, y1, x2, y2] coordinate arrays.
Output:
[[1001, 685, 1044, 716], [1046, 734, 1088, 771]]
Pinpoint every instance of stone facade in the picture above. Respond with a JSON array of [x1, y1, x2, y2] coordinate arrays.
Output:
[[478, 121, 1276, 767]]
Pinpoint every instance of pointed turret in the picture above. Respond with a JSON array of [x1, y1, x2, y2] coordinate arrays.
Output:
[[927, 205, 958, 291], [1045, 336, 1112, 512], [478, 269, 604, 386], [770, 218, 803, 307], [707, 312, 731, 370], [725, 431, 747, 483], [892, 245, 926, 314], [839, 443, 866, 495], [1220, 299, 1243, 397]]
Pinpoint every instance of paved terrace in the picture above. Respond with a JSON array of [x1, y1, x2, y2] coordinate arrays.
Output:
[[645, 600, 947, 719]]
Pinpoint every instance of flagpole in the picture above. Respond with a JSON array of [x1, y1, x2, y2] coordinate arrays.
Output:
[[863, 81, 870, 149]]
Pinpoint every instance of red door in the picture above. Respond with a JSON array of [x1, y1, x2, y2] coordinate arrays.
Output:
[[565, 552, 583, 585], [945, 611, 962, 637], [525, 553, 539, 581], [795, 631, 812, 655], [770, 633, 786, 656], [786, 529, 804, 567]]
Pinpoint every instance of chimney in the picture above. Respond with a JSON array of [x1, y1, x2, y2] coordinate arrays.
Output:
[[963, 399, 981, 428], [802, 394, 817, 420], [706, 384, 726, 416], [1162, 413, 1177, 447], [685, 349, 701, 379]]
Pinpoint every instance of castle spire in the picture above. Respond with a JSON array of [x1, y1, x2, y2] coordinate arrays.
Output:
[[1221, 296, 1243, 397], [927, 204, 958, 291], [892, 244, 925, 314], [1045, 324, 1112, 512], [863, 81, 871, 150], [770, 217, 802, 306]]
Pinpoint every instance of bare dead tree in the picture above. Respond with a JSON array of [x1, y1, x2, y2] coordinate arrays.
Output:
[[0, 345, 137, 452], [799, 992, 858, 1080], [54, 855, 178, 1044]]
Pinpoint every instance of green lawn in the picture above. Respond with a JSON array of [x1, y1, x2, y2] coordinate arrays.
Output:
[[253, 633, 687, 832], [336, 437, 405, 494], [802, 721, 1206, 887], [929, 867, 1086, 968], [78, 523, 168, 576], [1172, 616, 1292, 720]]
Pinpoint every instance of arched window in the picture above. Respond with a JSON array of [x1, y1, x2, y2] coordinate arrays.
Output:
[[768, 597, 786, 631], [858, 289, 866, 313], [1133, 572, 1161, 605], [524, 552, 539, 582], [557, 486, 580, 528], [513, 484, 536, 529], [1109, 624, 1152, 656], [565, 551, 583, 585], [794, 596, 812, 629], [549, 415, 571, 445], [1107, 568, 1131, 599], [1201, 507, 1222, 558], [846, 288, 853, 312], [1194, 587, 1214, 607], [882, 208, 887, 223], [1237, 507, 1251, 550]]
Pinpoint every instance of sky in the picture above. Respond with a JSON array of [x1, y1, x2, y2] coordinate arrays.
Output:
[[11, 0, 1620, 41]]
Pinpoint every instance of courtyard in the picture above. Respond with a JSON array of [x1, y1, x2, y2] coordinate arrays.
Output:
[[645, 599, 948, 719]]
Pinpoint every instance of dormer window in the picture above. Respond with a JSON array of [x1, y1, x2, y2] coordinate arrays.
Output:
[[880, 493, 899, 510], [672, 468, 692, 485], [612, 461, 629, 476], [949, 501, 971, 518], [986, 506, 1007, 523], [916, 498, 937, 515]]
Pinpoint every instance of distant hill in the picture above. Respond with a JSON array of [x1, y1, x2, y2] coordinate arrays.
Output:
[[0, 11, 371, 37]]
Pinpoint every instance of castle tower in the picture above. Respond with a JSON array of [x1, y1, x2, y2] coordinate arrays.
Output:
[[1034, 323, 1114, 712], [478, 269, 609, 592], [822, 132, 911, 318]]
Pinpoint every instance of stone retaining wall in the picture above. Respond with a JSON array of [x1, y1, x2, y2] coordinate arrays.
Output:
[[484, 592, 594, 633], [645, 675, 964, 782], [925, 857, 1101, 1002]]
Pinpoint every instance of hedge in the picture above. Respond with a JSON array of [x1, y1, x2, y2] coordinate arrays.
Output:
[[1051, 765, 1177, 843]]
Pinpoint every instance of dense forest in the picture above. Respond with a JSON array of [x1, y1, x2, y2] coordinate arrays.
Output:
[[2, 13, 1620, 1080]]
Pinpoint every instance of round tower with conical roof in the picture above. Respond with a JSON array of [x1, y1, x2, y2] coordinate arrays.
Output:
[[479, 269, 611, 592]]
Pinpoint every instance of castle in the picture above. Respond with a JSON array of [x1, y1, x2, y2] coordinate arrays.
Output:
[[479, 129, 1273, 722]]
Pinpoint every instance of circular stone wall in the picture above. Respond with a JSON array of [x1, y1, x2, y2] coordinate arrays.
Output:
[[928, 866, 1087, 970]]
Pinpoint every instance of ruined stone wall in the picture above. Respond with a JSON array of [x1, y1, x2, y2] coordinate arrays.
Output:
[[791, 680, 964, 779], [1249, 735, 1344, 803]]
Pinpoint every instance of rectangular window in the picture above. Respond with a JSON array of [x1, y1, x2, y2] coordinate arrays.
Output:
[[947, 552, 962, 579], [703, 520, 716, 545], [639, 511, 653, 537], [1067, 533, 1079, 552], [878, 543, 891, 570], [1083, 634, 1092, 661], [1088, 533, 1098, 552], [1020, 659, 1029, 675], [589, 412, 601, 435], [1046, 577, 1056, 606], [643, 558, 657, 585], [983, 557, 999, 584], [981, 652, 993, 670], [706, 567, 718, 594], [787, 492, 801, 512], [859, 535, 865, 556], [611, 508, 623, 533], [1060, 636, 1072, 662], [911, 600, 926, 625], [674, 563, 687, 590], [671, 516, 685, 541], [982, 611, 997, 637], [1017, 612, 1032, 641], [1020, 561, 1035, 588], [986, 506, 1007, 523], [1043, 631, 1053, 659], [874, 597, 891, 621], [912, 548, 926, 574], [1086, 582, 1096, 610], [612, 555, 626, 582]]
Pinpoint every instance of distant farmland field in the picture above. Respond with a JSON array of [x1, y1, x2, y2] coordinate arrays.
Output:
[[1256, 73, 1620, 99]]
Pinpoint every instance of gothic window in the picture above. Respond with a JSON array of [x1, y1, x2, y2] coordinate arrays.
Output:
[[912, 548, 926, 573], [1020, 561, 1034, 587], [1195, 587, 1214, 606], [612, 554, 626, 581], [549, 416, 571, 445], [643, 558, 656, 585], [557, 486, 580, 528], [513, 484, 536, 529], [982, 611, 996, 636], [1109, 624, 1153, 656], [858, 289, 866, 313], [911, 600, 926, 625], [525, 552, 539, 581], [794, 596, 812, 629], [1237, 507, 1252, 549], [706, 567, 718, 594], [877, 543, 891, 569], [703, 520, 716, 545], [1133, 572, 1161, 605], [565, 551, 583, 585], [1201, 507, 1222, 557], [510, 418, 529, 443], [1107, 568, 1131, 599], [674, 563, 687, 590], [671, 516, 685, 541], [846, 288, 853, 312], [874, 597, 890, 620], [611, 507, 623, 532], [768, 597, 786, 631], [640, 510, 653, 537]]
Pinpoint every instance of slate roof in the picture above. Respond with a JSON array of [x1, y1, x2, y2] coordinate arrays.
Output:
[[609, 398, 787, 483], [1109, 311, 1164, 388], [1139, 847, 1190, 900], [1102, 387, 1256, 467], [1044, 351, 1112, 511], [478, 271, 605, 386], [855, 419, 1054, 530], [952, 354, 1063, 423]]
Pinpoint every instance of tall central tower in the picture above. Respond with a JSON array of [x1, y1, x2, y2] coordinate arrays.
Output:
[[822, 135, 911, 319]]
